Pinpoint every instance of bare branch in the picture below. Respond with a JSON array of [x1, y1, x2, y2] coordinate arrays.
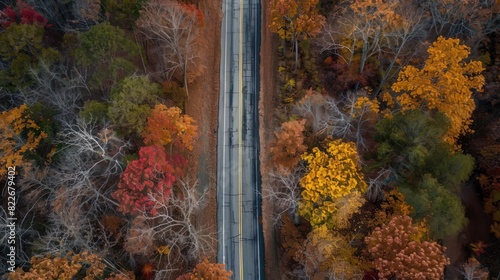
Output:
[[125, 178, 215, 274], [263, 165, 305, 225], [137, 0, 204, 97]]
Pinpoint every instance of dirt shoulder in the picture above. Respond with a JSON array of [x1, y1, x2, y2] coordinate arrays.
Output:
[[259, 1, 281, 279], [186, 0, 222, 262]]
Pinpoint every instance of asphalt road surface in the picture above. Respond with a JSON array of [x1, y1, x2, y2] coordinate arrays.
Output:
[[216, 0, 264, 279]]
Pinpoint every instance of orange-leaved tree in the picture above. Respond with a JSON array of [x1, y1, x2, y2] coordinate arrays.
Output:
[[176, 258, 232, 280], [270, 119, 307, 170], [390, 36, 484, 147], [365, 215, 449, 280], [112, 145, 187, 215], [0, 104, 47, 177], [142, 104, 198, 152], [8, 251, 107, 280], [299, 139, 367, 228], [269, 0, 325, 66]]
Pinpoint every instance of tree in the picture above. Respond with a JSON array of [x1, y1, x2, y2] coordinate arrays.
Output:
[[264, 165, 304, 224], [374, 110, 474, 189], [142, 104, 198, 152], [370, 189, 413, 228], [0, 104, 47, 177], [374, 111, 472, 239], [459, 257, 489, 280], [365, 215, 450, 280], [299, 139, 367, 228], [292, 91, 354, 139], [112, 145, 186, 215], [269, 0, 325, 66], [269, 119, 307, 170], [421, 0, 498, 55], [0, 1, 50, 28], [79, 100, 109, 123], [316, 0, 425, 92], [125, 179, 215, 278], [390, 36, 485, 147], [102, 0, 144, 28], [7, 251, 131, 280], [32, 119, 129, 255], [295, 225, 363, 279], [17, 62, 87, 123], [176, 258, 232, 280], [0, 23, 60, 89], [16, 0, 102, 32], [107, 75, 162, 136], [75, 23, 141, 92], [136, 0, 204, 97]]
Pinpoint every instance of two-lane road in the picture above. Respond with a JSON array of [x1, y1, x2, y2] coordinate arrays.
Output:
[[217, 0, 263, 278]]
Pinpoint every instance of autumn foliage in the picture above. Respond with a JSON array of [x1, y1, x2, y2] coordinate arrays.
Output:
[[1, 1, 50, 28], [270, 119, 307, 170], [142, 104, 198, 151], [0, 104, 47, 177], [390, 36, 485, 147], [299, 139, 367, 228], [269, 0, 325, 41], [295, 225, 363, 279], [112, 145, 187, 215], [8, 251, 107, 280], [365, 215, 450, 280], [176, 258, 232, 280]]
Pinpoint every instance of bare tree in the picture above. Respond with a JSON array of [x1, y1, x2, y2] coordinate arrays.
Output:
[[125, 178, 215, 278], [0, 206, 39, 273], [28, 119, 129, 256], [136, 0, 204, 97], [422, 0, 499, 55], [292, 90, 377, 151], [18, 62, 89, 123], [458, 257, 489, 280], [316, 0, 428, 93], [293, 92, 354, 140], [373, 6, 428, 94], [263, 164, 305, 225], [342, 91, 377, 152], [365, 168, 395, 202]]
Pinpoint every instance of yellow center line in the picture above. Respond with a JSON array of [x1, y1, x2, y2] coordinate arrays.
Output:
[[238, 0, 244, 278]]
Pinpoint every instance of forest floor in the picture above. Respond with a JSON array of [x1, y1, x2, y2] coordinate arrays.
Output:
[[185, 0, 222, 263]]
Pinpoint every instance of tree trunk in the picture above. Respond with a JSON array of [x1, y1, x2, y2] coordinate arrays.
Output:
[[295, 39, 299, 69]]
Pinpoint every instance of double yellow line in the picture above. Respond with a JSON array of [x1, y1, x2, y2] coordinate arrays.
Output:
[[238, 0, 244, 278]]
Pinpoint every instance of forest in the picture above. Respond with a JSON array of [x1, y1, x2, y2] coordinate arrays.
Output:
[[0, 0, 499, 279], [0, 0, 229, 279], [265, 0, 499, 279]]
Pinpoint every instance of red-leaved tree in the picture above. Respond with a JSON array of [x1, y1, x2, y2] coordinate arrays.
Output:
[[112, 145, 187, 215], [0, 0, 50, 28]]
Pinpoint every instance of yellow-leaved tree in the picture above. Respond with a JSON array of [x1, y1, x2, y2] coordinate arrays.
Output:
[[295, 224, 364, 279], [0, 104, 47, 177], [390, 36, 485, 147], [299, 139, 367, 228]]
